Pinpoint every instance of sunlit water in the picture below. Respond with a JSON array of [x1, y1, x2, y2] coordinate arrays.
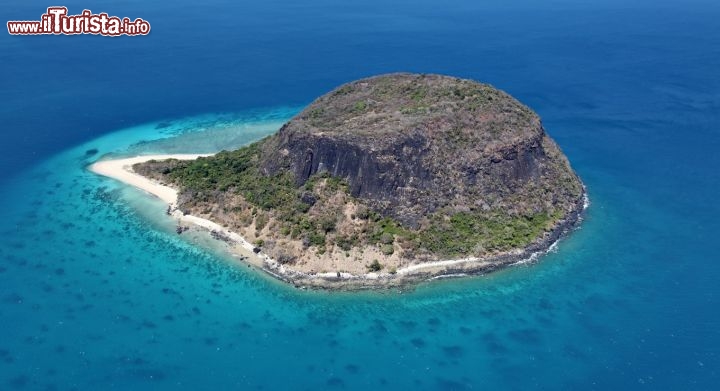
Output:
[[1, 1, 718, 389]]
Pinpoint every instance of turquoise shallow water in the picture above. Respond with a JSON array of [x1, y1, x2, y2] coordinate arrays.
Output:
[[0, 106, 717, 389], [2, 0, 719, 389]]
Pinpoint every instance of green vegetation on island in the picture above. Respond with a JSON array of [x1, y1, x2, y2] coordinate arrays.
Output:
[[135, 73, 584, 273]]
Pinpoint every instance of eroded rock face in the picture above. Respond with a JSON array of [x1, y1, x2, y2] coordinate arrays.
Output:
[[260, 73, 582, 227], [134, 73, 586, 282]]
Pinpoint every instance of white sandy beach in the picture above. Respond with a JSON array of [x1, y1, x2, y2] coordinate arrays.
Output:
[[90, 154, 272, 268], [90, 154, 210, 205], [89, 154, 571, 287]]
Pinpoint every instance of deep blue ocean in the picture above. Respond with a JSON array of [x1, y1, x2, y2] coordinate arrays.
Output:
[[1, 0, 719, 389]]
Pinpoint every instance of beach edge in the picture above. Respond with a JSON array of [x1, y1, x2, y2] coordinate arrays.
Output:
[[89, 154, 588, 291]]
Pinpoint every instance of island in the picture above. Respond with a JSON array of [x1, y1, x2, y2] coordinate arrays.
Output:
[[94, 73, 586, 290]]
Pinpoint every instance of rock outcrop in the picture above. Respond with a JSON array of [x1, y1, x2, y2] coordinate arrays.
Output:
[[136, 73, 586, 287], [259, 73, 582, 228]]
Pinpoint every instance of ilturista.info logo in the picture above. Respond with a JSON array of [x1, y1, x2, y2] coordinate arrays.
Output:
[[7, 7, 151, 36]]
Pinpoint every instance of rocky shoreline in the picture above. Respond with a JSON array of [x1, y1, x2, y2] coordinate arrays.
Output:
[[200, 189, 588, 291], [94, 73, 589, 292], [92, 154, 587, 291]]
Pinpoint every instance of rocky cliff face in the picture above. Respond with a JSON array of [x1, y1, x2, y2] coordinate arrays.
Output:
[[260, 73, 583, 228], [138, 73, 585, 279]]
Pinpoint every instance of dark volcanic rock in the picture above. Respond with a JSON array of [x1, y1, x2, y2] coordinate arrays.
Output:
[[259, 73, 583, 227], [133, 73, 587, 286]]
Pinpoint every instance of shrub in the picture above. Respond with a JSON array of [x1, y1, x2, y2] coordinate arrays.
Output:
[[381, 244, 394, 255], [367, 259, 383, 272], [318, 215, 337, 233], [353, 101, 367, 112], [355, 206, 370, 220], [255, 213, 269, 231], [308, 232, 326, 247], [335, 235, 354, 251], [276, 252, 296, 264]]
